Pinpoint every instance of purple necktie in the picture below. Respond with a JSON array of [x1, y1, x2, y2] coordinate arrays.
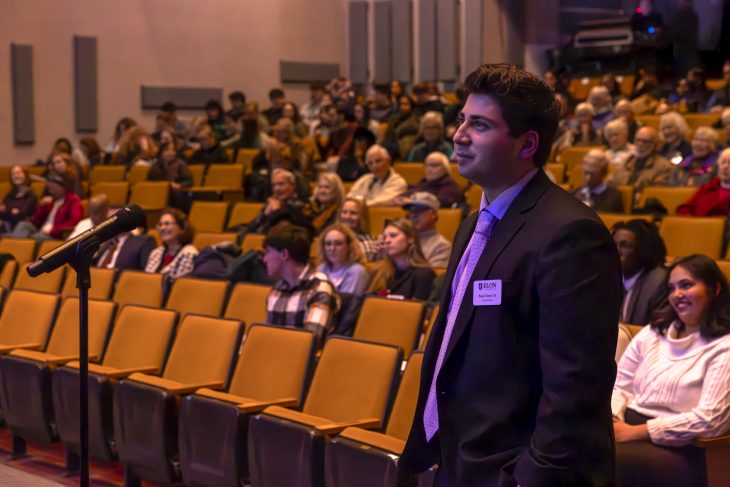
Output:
[[423, 209, 497, 441]]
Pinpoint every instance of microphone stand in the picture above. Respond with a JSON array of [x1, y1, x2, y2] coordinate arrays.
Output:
[[67, 236, 100, 487]]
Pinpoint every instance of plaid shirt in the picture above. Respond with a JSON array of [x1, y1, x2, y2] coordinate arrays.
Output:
[[145, 244, 198, 280], [357, 232, 383, 262], [266, 265, 339, 337]]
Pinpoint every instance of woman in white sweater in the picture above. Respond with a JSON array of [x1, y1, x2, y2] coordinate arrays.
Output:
[[612, 254, 730, 486]]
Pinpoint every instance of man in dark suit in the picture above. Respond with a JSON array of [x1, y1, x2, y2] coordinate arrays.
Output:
[[572, 149, 625, 213], [399, 64, 623, 486], [94, 232, 155, 271]]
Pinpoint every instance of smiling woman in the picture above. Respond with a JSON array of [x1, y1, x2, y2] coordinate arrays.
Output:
[[144, 208, 198, 283]]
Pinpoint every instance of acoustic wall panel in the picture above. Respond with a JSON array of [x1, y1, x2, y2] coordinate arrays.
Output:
[[280, 61, 339, 84], [11, 44, 35, 144], [391, 0, 413, 82], [436, 0, 457, 80], [349, 1, 369, 84], [373, 1, 393, 82], [141, 86, 223, 110], [417, 0, 436, 81], [463, 0, 483, 75], [74, 36, 98, 132]]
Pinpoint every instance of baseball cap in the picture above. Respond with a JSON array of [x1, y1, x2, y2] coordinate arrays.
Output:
[[402, 192, 439, 211]]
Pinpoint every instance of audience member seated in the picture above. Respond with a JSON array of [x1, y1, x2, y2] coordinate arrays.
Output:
[[353, 102, 381, 140], [69, 194, 109, 238], [11, 172, 82, 241], [609, 126, 674, 199], [339, 197, 381, 262], [412, 82, 445, 117], [685, 67, 714, 113], [567, 102, 604, 147], [403, 192, 452, 268], [248, 169, 313, 235], [47, 153, 83, 197], [711, 60, 730, 109], [299, 82, 327, 127], [572, 149, 624, 212], [657, 111, 692, 162], [270, 118, 312, 172], [601, 72, 625, 104], [604, 118, 636, 169], [406, 111, 453, 162], [236, 102, 271, 150], [262, 88, 286, 126], [370, 83, 394, 122], [666, 126, 720, 186], [79, 136, 105, 168], [404, 152, 462, 208], [310, 173, 344, 235], [115, 126, 156, 167], [316, 223, 369, 295], [226, 91, 246, 120], [159, 101, 188, 138], [612, 255, 730, 487], [204, 99, 227, 141], [0, 165, 36, 233], [50, 138, 88, 177], [220, 112, 242, 148], [245, 141, 311, 203], [105, 117, 137, 158], [630, 67, 662, 101], [382, 95, 420, 150], [94, 228, 155, 272], [187, 124, 229, 165], [263, 224, 339, 343], [614, 99, 641, 142], [334, 127, 375, 183], [148, 141, 193, 211], [588, 85, 616, 130], [612, 219, 668, 326], [347, 144, 407, 206], [666, 78, 690, 109], [282, 102, 310, 138], [720, 107, 730, 151], [366, 218, 435, 300], [677, 147, 730, 216], [144, 208, 198, 282]]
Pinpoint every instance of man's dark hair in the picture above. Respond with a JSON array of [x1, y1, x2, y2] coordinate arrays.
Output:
[[264, 224, 312, 264], [205, 99, 223, 112], [161, 102, 177, 113], [463, 63, 561, 166], [374, 83, 391, 97], [611, 219, 667, 273], [269, 88, 285, 100], [412, 82, 429, 95], [228, 91, 246, 103]]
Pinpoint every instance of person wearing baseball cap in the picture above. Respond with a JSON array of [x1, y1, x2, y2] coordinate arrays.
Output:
[[403, 191, 452, 268]]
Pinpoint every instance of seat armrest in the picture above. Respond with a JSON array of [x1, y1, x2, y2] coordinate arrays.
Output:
[[696, 435, 730, 447], [238, 397, 298, 413], [10, 350, 100, 365], [314, 418, 381, 435], [126, 373, 223, 394], [0, 342, 42, 354], [194, 389, 298, 413], [66, 362, 159, 378]]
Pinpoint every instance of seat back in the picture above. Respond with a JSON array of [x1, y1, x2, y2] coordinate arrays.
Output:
[[597, 212, 652, 230], [36, 239, 63, 257], [188, 165, 205, 186], [129, 181, 169, 211], [302, 337, 401, 424], [205, 164, 244, 189], [449, 164, 469, 191], [684, 114, 719, 130], [716, 260, 730, 283], [241, 233, 266, 253], [228, 202, 264, 228], [385, 352, 424, 439], [420, 305, 439, 350], [13, 264, 65, 293], [224, 283, 271, 329], [61, 267, 116, 300], [616, 185, 635, 213], [353, 297, 424, 356], [435, 209, 462, 242], [0, 290, 59, 348], [45, 298, 116, 358], [112, 270, 164, 309], [368, 206, 407, 237], [192, 232, 238, 250], [0, 260, 18, 288], [126, 165, 150, 185], [0, 238, 37, 263], [559, 146, 605, 170], [392, 163, 425, 185], [92, 181, 129, 207], [89, 165, 126, 184], [228, 325, 315, 404], [545, 163, 566, 183], [235, 148, 259, 171], [162, 315, 242, 385], [102, 306, 177, 373], [465, 184, 482, 212], [165, 277, 228, 318], [638, 186, 696, 215], [660, 216, 725, 259], [616, 324, 633, 363], [189, 201, 229, 233]]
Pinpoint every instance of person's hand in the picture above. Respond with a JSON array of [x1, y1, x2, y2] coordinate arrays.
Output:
[[265, 197, 282, 214], [0, 204, 6, 212], [170, 182, 182, 191], [10, 208, 19, 215], [613, 419, 649, 443], [40, 195, 53, 205]]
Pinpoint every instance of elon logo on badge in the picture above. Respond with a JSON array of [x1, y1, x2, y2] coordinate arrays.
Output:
[[473, 279, 502, 306]]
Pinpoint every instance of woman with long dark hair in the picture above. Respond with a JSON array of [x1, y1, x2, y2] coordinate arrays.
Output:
[[144, 208, 198, 282], [0, 165, 36, 232]]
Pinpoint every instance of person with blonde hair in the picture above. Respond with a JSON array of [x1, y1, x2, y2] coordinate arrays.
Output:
[[338, 197, 381, 262], [667, 126, 720, 187], [366, 218, 435, 300], [347, 144, 407, 206], [316, 223, 369, 294], [407, 111, 453, 162], [310, 172, 345, 234], [604, 118, 636, 168], [658, 111, 692, 161], [568, 102, 604, 147]]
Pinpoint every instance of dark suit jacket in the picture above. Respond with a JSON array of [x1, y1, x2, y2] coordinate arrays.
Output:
[[622, 266, 668, 326], [400, 170, 622, 487], [94, 234, 155, 271], [572, 185, 624, 213]]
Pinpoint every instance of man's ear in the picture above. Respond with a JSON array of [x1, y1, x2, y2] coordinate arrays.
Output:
[[519, 131, 540, 160], [280, 248, 291, 262]]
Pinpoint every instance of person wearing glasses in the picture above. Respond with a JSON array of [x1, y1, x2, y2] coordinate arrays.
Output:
[[144, 208, 198, 281], [315, 223, 369, 294], [666, 126, 720, 187]]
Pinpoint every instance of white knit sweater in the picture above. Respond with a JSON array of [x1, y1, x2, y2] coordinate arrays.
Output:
[[612, 322, 730, 446]]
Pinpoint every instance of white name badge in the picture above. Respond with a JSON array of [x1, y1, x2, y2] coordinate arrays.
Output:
[[473, 279, 502, 306]]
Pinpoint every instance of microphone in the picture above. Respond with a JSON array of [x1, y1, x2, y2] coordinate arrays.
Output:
[[27, 204, 146, 277]]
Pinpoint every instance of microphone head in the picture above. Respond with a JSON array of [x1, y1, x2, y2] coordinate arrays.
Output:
[[114, 204, 146, 232]]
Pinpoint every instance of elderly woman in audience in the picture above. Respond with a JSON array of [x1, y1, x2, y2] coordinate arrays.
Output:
[[366, 218, 435, 300], [347, 144, 407, 206], [612, 254, 730, 486], [316, 223, 369, 295], [339, 197, 381, 262], [676, 147, 730, 216], [658, 111, 692, 162], [402, 152, 462, 208], [572, 149, 624, 212], [614, 99, 641, 142], [406, 111, 453, 162], [568, 102, 604, 147], [0, 165, 36, 233], [145, 208, 198, 282], [310, 172, 345, 235], [148, 141, 193, 211], [612, 219, 668, 326], [604, 118, 636, 169], [667, 126, 720, 187]]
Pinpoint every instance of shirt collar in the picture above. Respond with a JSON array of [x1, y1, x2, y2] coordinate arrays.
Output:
[[277, 264, 312, 291], [479, 168, 539, 220], [623, 269, 643, 291]]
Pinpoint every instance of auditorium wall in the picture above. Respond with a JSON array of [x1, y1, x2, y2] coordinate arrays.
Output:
[[0, 0, 347, 165]]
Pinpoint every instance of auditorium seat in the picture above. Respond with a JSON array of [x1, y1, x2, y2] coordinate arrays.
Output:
[[0, 298, 116, 450], [0, 238, 37, 263], [715, 260, 730, 283], [241, 233, 266, 253], [178, 325, 317, 485], [202, 164, 244, 191], [617, 185, 635, 213], [224, 283, 271, 330], [597, 212, 652, 230], [558, 146, 605, 170], [368, 206, 407, 237], [450, 164, 469, 191], [684, 114, 720, 130], [353, 297, 424, 356], [0, 260, 18, 288], [31, 181, 46, 199], [228, 202, 264, 229], [61, 267, 116, 300], [635, 115, 661, 130], [13, 263, 65, 294], [420, 305, 440, 350], [192, 231, 239, 250], [236, 148, 259, 172], [0, 290, 59, 354], [113, 314, 242, 484], [52, 305, 178, 461], [189, 201, 229, 233], [697, 434, 730, 487], [436, 208, 462, 242], [0, 182, 11, 201], [36, 239, 63, 257], [616, 324, 633, 363], [89, 165, 126, 185], [393, 162, 425, 185], [638, 186, 696, 215], [91, 181, 129, 207], [248, 337, 402, 487], [128, 182, 169, 226], [165, 277, 228, 318], [545, 162, 566, 183], [126, 165, 150, 185], [660, 216, 725, 259], [465, 183, 482, 211], [324, 352, 424, 487], [188, 164, 205, 187], [112, 270, 164, 309]]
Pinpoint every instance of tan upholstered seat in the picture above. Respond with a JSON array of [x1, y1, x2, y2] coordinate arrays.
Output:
[[228, 202, 264, 228], [224, 282, 272, 330], [91, 181, 129, 206], [660, 216, 725, 259], [368, 206, 407, 237], [112, 270, 164, 309], [436, 208, 462, 242], [353, 297, 425, 356], [241, 233, 266, 253], [0, 290, 59, 354], [13, 263, 65, 294], [0, 238, 37, 263], [89, 166, 126, 185], [61, 267, 116, 300], [192, 231, 239, 249], [188, 201, 229, 233], [639, 186, 697, 215], [165, 277, 228, 318]]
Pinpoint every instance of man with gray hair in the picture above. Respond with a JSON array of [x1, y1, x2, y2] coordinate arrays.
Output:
[[248, 168, 313, 234], [346, 144, 407, 206], [609, 126, 673, 201], [572, 149, 624, 212], [587, 85, 615, 130]]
